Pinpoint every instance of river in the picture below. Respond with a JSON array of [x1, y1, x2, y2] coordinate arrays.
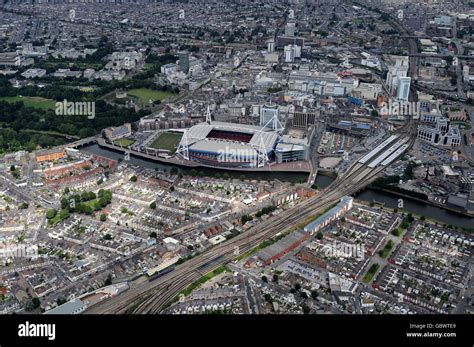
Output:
[[80, 143, 309, 182], [80, 144, 473, 228], [314, 175, 474, 229]]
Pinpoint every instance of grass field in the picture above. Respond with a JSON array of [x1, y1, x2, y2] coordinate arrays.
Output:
[[114, 138, 135, 148], [378, 240, 394, 258], [180, 266, 226, 297], [150, 132, 182, 152], [362, 263, 380, 283], [0, 96, 56, 110], [127, 88, 173, 104]]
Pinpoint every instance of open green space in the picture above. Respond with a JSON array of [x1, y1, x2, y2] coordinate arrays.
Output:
[[149, 132, 182, 152], [450, 121, 471, 130], [180, 265, 227, 297], [113, 138, 135, 148], [362, 263, 380, 283], [127, 88, 173, 104], [0, 96, 56, 110], [378, 240, 395, 258]]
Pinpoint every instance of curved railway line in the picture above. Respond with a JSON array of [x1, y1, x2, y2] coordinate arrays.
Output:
[[86, 121, 417, 314], [88, 4, 423, 315]]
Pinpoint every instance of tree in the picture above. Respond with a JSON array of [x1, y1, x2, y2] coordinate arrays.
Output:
[[25, 297, 41, 311], [316, 232, 324, 240], [46, 209, 57, 219], [311, 290, 318, 300], [99, 197, 108, 208], [241, 214, 253, 224], [100, 214, 107, 222], [149, 231, 157, 238], [261, 275, 268, 283], [272, 274, 279, 283], [84, 205, 93, 215], [130, 175, 137, 182], [150, 201, 157, 209], [10, 165, 15, 172], [104, 274, 113, 286], [301, 304, 311, 314], [294, 283, 301, 291], [59, 209, 70, 220]]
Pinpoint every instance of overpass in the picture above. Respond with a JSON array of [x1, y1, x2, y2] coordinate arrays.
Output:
[[66, 135, 100, 149]]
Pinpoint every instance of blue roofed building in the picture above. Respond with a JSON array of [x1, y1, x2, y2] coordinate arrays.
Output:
[[304, 196, 353, 235]]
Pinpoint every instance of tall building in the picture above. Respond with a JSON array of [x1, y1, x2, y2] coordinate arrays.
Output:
[[385, 56, 409, 97], [267, 39, 275, 53], [292, 110, 318, 128], [285, 22, 296, 37], [397, 77, 411, 102], [178, 51, 189, 74], [284, 45, 297, 63]]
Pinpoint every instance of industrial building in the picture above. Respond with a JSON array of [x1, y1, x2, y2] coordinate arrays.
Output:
[[35, 148, 67, 163], [303, 196, 354, 234], [104, 123, 132, 142]]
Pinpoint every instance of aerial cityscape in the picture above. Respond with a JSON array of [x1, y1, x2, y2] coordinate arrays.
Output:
[[0, 0, 473, 333]]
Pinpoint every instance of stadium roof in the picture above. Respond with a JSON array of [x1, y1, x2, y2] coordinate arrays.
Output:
[[189, 140, 259, 156], [182, 121, 279, 154]]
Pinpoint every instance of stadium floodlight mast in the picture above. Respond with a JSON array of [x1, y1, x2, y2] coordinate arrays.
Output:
[[178, 106, 213, 161], [257, 135, 269, 168], [177, 130, 190, 160], [262, 111, 284, 132], [205, 106, 212, 125], [255, 115, 282, 168]]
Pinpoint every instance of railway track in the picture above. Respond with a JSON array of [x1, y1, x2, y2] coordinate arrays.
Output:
[[104, 160, 386, 314], [87, 120, 417, 314]]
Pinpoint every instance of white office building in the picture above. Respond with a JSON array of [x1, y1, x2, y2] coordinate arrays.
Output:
[[397, 77, 411, 102]]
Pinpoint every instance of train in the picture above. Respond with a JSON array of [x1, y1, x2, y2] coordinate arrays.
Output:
[[148, 266, 175, 282]]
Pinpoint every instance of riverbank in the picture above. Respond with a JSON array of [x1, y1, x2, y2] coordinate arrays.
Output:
[[314, 174, 474, 229], [366, 186, 474, 218], [81, 143, 309, 182], [97, 138, 311, 173]]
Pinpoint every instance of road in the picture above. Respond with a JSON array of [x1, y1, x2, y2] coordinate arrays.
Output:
[[85, 122, 416, 314], [86, 4, 421, 315]]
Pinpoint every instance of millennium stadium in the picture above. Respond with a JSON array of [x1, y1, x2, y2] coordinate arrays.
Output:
[[175, 113, 309, 169], [176, 121, 279, 169]]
